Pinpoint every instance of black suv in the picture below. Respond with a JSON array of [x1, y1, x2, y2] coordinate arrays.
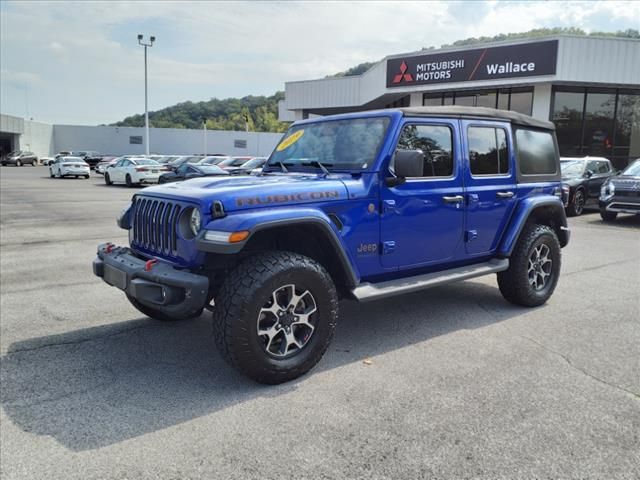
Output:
[[599, 159, 640, 221], [73, 151, 103, 169], [560, 157, 615, 216]]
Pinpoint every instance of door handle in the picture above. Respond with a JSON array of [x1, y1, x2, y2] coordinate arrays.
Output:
[[442, 195, 464, 203], [496, 191, 514, 199]]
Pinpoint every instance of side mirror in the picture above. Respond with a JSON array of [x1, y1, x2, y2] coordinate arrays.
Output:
[[585, 170, 594, 178], [386, 150, 424, 187]]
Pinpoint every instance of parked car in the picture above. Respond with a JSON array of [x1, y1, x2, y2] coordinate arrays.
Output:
[[72, 151, 103, 169], [560, 156, 615, 216], [197, 156, 231, 166], [158, 163, 229, 184], [41, 157, 55, 166], [216, 157, 251, 169], [225, 157, 267, 175], [95, 157, 120, 175], [93, 106, 570, 384], [49, 156, 90, 178], [104, 158, 165, 186], [1, 150, 38, 166], [599, 159, 640, 221], [166, 155, 204, 171]]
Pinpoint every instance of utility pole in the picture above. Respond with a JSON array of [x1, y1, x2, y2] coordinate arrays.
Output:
[[203, 119, 207, 156], [137, 34, 155, 156]]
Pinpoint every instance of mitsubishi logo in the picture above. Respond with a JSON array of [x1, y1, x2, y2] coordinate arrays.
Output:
[[392, 61, 413, 84]]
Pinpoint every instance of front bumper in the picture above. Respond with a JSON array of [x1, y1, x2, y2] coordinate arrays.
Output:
[[599, 195, 640, 215], [93, 243, 209, 318]]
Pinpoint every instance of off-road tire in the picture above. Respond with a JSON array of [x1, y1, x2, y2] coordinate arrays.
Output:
[[105, 172, 112, 185], [212, 251, 339, 384], [126, 294, 202, 322], [600, 209, 618, 221], [566, 188, 585, 216], [498, 224, 561, 307], [125, 174, 133, 187]]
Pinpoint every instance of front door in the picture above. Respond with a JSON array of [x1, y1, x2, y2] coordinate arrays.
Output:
[[380, 119, 465, 269], [462, 120, 517, 256]]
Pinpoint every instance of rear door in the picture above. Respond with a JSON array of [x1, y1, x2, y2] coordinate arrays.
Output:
[[462, 121, 517, 256]]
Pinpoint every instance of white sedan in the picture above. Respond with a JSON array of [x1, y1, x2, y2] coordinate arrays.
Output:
[[104, 158, 165, 186], [49, 156, 90, 179]]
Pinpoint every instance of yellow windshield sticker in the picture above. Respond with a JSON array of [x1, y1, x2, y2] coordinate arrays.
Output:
[[276, 130, 304, 152]]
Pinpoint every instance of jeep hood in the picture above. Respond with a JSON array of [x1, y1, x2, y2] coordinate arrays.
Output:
[[141, 173, 348, 211]]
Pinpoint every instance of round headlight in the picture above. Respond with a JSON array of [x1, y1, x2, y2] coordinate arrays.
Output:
[[189, 208, 201, 235]]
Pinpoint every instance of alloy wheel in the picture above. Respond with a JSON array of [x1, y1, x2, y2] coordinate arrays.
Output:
[[528, 243, 553, 291], [257, 284, 317, 358]]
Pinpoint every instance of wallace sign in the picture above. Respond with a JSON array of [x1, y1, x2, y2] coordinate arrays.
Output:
[[386, 40, 558, 88]]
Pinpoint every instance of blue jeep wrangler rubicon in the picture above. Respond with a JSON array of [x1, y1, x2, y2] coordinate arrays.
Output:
[[93, 106, 570, 384]]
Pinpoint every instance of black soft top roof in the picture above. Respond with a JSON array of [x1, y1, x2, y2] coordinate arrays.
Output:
[[399, 106, 555, 130]]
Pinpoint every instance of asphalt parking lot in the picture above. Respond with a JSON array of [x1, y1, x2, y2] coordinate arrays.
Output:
[[0, 166, 638, 479]]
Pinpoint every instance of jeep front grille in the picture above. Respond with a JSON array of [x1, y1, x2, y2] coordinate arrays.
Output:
[[132, 197, 182, 255]]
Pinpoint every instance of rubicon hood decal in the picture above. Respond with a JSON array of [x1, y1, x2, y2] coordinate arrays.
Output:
[[143, 173, 348, 211]]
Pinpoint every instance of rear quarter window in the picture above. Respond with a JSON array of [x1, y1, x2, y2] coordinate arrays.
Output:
[[516, 129, 557, 175]]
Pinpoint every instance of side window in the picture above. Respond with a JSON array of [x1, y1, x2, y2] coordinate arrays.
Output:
[[468, 127, 509, 175], [515, 129, 557, 175], [586, 161, 599, 174], [597, 161, 610, 174], [176, 165, 189, 175], [395, 124, 453, 177], [116, 160, 124, 167]]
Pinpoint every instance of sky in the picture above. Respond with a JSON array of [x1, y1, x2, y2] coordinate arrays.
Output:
[[1, 0, 639, 125]]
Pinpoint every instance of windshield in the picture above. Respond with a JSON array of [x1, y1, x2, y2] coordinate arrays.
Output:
[[134, 159, 159, 166], [622, 161, 640, 176], [197, 165, 226, 174], [241, 158, 265, 169], [560, 160, 585, 177], [267, 117, 391, 171]]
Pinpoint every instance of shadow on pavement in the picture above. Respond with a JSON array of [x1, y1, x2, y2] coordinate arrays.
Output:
[[1, 281, 528, 451]]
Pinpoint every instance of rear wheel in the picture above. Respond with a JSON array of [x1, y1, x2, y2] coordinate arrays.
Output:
[[213, 251, 338, 384], [126, 294, 202, 322], [498, 224, 561, 307], [49, 169, 54, 178], [104, 172, 112, 185], [84, 175, 90, 179], [567, 188, 585, 216], [125, 174, 133, 187]]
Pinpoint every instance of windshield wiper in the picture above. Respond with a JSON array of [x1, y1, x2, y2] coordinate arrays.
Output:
[[301, 160, 331, 176]]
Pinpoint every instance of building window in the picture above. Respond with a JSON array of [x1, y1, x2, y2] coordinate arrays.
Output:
[[468, 126, 509, 175], [551, 87, 639, 170], [422, 88, 532, 115], [234, 139, 247, 149], [129, 136, 143, 145], [385, 95, 410, 109]]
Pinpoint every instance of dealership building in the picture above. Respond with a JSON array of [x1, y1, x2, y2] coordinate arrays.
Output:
[[279, 35, 640, 170]]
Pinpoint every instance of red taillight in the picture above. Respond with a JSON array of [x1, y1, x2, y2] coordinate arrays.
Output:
[[136, 167, 146, 172]]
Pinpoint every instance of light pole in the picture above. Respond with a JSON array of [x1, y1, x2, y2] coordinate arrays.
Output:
[[137, 34, 155, 156], [203, 119, 207, 156]]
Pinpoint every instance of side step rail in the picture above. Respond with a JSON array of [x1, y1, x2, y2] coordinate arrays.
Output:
[[351, 258, 509, 302]]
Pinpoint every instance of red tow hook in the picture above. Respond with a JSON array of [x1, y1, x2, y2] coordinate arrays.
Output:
[[144, 259, 158, 271], [105, 243, 115, 253]]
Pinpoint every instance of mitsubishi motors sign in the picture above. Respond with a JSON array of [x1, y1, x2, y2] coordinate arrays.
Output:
[[386, 40, 558, 88]]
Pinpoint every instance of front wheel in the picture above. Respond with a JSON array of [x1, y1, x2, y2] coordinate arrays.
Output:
[[104, 172, 112, 185], [16, 160, 22, 167], [84, 175, 90, 179], [213, 251, 339, 384], [600, 209, 618, 222], [498, 224, 561, 307], [49, 169, 54, 178]]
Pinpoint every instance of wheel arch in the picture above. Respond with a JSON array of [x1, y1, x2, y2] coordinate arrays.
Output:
[[498, 196, 569, 257]]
